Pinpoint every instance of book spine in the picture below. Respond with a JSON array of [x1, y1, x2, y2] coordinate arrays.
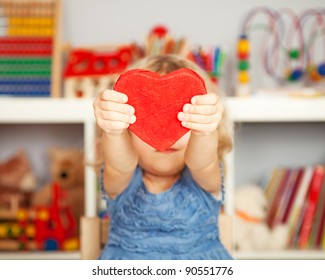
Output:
[[268, 169, 290, 228], [316, 205, 325, 248], [297, 166, 325, 249], [276, 169, 299, 225], [286, 166, 313, 248], [282, 169, 303, 223], [315, 185, 325, 248], [310, 172, 325, 248]]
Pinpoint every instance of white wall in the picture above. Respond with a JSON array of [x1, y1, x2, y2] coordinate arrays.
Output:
[[63, 0, 325, 93]]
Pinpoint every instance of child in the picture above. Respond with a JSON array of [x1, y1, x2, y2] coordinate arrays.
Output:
[[93, 54, 233, 259]]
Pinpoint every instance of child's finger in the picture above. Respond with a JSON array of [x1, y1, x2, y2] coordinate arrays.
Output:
[[178, 112, 216, 124], [100, 90, 128, 103], [97, 118, 130, 132], [181, 121, 216, 132], [183, 103, 217, 115], [95, 109, 136, 124], [97, 101, 135, 115], [191, 93, 219, 105]]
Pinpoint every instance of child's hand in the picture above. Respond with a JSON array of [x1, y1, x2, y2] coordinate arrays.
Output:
[[93, 90, 136, 134], [177, 93, 223, 135]]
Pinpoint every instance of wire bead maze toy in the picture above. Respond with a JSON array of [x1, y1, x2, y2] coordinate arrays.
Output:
[[235, 7, 324, 97], [299, 9, 325, 84], [0, 0, 61, 97]]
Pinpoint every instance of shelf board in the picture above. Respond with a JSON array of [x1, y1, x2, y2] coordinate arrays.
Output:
[[226, 96, 325, 122], [234, 250, 325, 260], [0, 251, 81, 260], [0, 98, 94, 123], [1, 96, 325, 123]]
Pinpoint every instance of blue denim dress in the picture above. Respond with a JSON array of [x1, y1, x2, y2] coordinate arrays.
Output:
[[99, 164, 233, 260]]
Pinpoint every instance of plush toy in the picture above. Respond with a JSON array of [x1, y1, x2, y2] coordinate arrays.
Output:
[[0, 150, 37, 192], [31, 146, 84, 234], [234, 184, 289, 251]]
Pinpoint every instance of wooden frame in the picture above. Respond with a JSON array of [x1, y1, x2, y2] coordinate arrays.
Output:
[[0, 0, 62, 97], [51, 0, 62, 98]]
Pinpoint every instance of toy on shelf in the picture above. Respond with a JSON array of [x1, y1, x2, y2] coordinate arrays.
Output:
[[0, 182, 78, 251], [63, 44, 142, 98], [31, 146, 84, 235], [299, 9, 325, 84], [234, 184, 289, 251], [0, 150, 37, 192], [145, 25, 225, 83], [145, 25, 189, 56], [236, 7, 325, 96], [236, 34, 250, 96], [188, 46, 227, 84], [0, 0, 62, 97]]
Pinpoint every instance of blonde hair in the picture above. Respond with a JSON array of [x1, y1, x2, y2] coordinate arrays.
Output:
[[128, 54, 233, 169]]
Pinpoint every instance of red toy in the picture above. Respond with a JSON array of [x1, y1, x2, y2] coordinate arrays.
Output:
[[114, 68, 207, 151], [33, 182, 76, 250], [63, 45, 142, 98], [64, 46, 135, 77], [0, 182, 77, 251]]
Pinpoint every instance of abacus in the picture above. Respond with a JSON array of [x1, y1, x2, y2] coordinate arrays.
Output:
[[0, 0, 61, 97]]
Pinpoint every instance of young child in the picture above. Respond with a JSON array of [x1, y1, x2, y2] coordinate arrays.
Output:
[[93, 54, 233, 259]]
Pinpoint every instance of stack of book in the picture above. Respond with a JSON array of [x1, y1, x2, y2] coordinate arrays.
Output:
[[265, 165, 325, 250]]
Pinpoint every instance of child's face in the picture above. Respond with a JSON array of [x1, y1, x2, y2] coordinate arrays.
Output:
[[130, 131, 191, 176]]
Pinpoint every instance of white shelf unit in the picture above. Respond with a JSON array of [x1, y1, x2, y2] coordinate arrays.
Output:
[[1, 96, 324, 260], [0, 251, 81, 260], [0, 98, 96, 260], [233, 250, 325, 260], [225, 96, 325, 260]]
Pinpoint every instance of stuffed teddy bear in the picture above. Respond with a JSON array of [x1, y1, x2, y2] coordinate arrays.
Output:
[[234, 184, 289, 251], [31, 146, 84, 234], [0, 150, 37, 192]]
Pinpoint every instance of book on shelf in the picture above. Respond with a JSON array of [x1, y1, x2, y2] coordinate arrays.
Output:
[[265, 168, 285, 202], [264, 165, 325, 250], [282, 168, 304, 224], [291, 202, 307, 248], [297, 166, 325, 249], [309, 171, 325, 249], [266, 169, 290, 228], [286, 166, 314, 248], [274, 169, 300, 226]]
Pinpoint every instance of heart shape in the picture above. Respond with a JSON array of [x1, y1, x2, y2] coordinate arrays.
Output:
[[114, 68, 207, 151]]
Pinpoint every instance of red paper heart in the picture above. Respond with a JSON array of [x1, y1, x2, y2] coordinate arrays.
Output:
[[114, 68, 207, 151]]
